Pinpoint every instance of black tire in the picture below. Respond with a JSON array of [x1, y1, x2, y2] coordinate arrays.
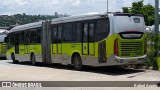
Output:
[[31, 54, 37, 66], [11, 54, 18, 64], [73, 54, 83, 71]]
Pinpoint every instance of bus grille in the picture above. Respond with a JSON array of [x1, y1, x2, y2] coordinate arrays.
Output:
[[120, 42, 143, 57]]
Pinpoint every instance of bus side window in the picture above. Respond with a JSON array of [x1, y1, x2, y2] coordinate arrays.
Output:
[[37, 28, 41, 44], [76, 23, 82, 42], [15, 33, 19, 45], [19, 31, 24, 44], [95, 18, 110, 41], [24, 31, 29, 45], [30, 30, 37, 44], [52, 26, 58, 43], [89, 23, 95, 42], [63, 23, 75, 42], [10, 33, 15, 45], [83, 23, 88, 42], [57, 26, 62, 43], [72, 23, 77, 42]]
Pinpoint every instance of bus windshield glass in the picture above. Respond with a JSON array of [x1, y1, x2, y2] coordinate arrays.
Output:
[[0, 34, 7, 43], [0, 30, 8, 43], [114, 16, 145, 34]]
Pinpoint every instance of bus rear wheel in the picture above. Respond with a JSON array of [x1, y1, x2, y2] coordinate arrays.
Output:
[[31, 54, 37, 66], [11, 54, 18, 64], [73, 54, 83, 71]]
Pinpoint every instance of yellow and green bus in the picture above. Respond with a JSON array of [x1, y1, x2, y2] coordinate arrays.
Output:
[[0, 29, 7, 58], [6, 13, 147, 70]]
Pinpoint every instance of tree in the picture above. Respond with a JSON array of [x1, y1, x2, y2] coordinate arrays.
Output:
[[122, 7, 131, 13], [142, 4, 155, 26], [131, 0, 144, 14], [122, 0, 154, 26], [0, 12, 69, 27]]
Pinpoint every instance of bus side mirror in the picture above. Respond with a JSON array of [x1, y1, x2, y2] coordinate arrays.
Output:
[[4, 37, 8, 43]]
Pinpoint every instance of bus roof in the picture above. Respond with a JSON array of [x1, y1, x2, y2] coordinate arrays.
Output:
[[0, 29, 8, 35], [9, 21, 43, 33], [51, 13, 143, 24], [51, 13, 108, 24], [9, 13, 108, 33], [9, 12, 143, 33], [113, 13, 143, 17]]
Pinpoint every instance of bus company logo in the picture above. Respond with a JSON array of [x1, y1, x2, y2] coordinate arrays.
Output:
[[2, 82, 12, 87]]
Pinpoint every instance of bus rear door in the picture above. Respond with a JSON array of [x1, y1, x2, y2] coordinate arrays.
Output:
[[82, 23, 95, 55], [52, 26, 62, 55]]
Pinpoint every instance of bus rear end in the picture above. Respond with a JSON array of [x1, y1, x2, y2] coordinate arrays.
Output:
[[110, 13, 146, 66]]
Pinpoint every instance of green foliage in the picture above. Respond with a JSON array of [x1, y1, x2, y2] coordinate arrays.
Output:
[[147, 33, 160, 69], [0, 12, 68, 27], [122, 7, 131, 13], [122, 0, 154, 26], [131, 0, 144, 14], [142, 4, 155, 26], [122, 0, 158, 68]]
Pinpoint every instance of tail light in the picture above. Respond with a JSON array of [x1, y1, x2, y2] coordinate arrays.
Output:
[[114, 39, 119, 56], [144, 39, 147, 54]]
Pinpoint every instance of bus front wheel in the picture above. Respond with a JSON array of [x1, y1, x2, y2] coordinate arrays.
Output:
[[31, 54, 37, 66], [73, 54, 83, 71], [11, 54, 18, 64]]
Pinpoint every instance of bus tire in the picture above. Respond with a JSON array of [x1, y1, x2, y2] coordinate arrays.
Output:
[[73, 54, 83, 71], [11, 54, 18, 64], [31, 53, 37, 66]]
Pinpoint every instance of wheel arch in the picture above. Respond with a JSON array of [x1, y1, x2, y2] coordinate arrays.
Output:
[[71, 52, 81, 64]]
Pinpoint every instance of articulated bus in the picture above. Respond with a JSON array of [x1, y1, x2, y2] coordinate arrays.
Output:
[[6, 13, 146, 70], [0, 29, 7, 58]]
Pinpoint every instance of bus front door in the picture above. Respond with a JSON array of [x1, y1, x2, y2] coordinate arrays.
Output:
[[82, 23, 95, 55], [51, 26, 62, 63], [52, 26, 62, 54]]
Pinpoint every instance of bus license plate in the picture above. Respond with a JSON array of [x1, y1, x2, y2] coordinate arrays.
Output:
[[128, 60, 137, 64]]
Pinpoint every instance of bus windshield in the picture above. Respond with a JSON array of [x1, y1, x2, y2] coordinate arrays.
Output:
[[0, 30, 8, 43], [0, 34, 7, 43], [114, 16, 145, 33]]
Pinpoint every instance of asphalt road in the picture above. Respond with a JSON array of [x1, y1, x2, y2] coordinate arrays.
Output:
[[0, 60, 160, 81], [0, 59, 160, 90]]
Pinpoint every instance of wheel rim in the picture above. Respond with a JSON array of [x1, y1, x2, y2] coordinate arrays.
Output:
[[75, 57, 81, 68]]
